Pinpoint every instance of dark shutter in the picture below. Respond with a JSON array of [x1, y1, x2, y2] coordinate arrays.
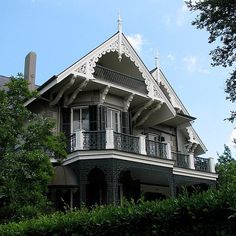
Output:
[[99, 105, 107, 131], [61, 108, 71, 137], [89, 105, 97, 131], [121, 111, 130, 134]]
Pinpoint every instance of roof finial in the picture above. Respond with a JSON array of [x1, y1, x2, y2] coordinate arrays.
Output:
[[118, 11, 122, 33], [155, 49, 160, 83], [118, 11, 122, 62]]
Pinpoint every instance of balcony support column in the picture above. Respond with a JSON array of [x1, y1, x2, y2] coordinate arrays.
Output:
[[209, 157, 215, 173], [165, 143, 172, 160], [106, 128, 114, 149], [188, 152, 195, 170], [75, 129, 84, 150], [137, 134, 146, 155]]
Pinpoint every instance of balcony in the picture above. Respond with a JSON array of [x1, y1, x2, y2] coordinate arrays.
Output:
[[66, 130, 215, 173]]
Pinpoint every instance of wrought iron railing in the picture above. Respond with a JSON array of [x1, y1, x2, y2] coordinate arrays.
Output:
[[146, 140, 167, 159], [194, 157, 210, 172], [94, 65, 147, 94], [172, 152, 189, 168], [66, 133, 76, 153], [114, 132, 140, 154], [83, 131, 106, 150]]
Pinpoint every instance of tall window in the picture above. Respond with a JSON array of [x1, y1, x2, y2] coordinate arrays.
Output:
[[72, 107, 89, 132], [107, 108, 120, 132]]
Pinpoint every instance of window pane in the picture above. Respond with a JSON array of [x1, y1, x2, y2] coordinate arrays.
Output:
[[82, 108, 89, 131], [73, 109, 80, 132]]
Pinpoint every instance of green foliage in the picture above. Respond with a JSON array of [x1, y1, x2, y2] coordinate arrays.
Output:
[[0, 187, 235, 236], [0, 74, 67, 221], [186, 0, 236, 121], [216, 145, 236, 189]]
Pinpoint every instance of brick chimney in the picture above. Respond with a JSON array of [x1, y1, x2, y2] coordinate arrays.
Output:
[[24, 51, 36, 90]]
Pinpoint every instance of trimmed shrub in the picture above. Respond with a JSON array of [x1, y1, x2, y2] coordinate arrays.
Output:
[[0, 186, 235, 236]]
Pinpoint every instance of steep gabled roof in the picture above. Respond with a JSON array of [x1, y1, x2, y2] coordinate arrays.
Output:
[[26, 32, 176, 118]]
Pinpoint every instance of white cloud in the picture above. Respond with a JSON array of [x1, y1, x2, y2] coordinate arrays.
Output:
[[176, 2, 188, 26], [126, 34, 143, 53], [183, 55, 210, 74], [183, 56, 197, 72], [167, 53, 175, 62]]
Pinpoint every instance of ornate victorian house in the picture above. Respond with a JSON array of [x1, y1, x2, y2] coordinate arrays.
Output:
[[10, 25, 217, 208]]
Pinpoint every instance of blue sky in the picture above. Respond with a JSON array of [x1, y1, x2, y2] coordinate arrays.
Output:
[[1, 0, 235, 159]]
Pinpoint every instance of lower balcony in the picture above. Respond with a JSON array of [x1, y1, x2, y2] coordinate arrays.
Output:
[[66, 130, 215, 173]]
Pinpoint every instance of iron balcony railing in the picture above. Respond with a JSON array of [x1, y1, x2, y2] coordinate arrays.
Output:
[[114, 132, 140, 154], [172, 152, 189, 169], [66, 132, 213, 173], [67, 133, 76, 153], [194, 156, 210, 172], [83, 131, 106, 150], [146, 140, 167, 159], [93, 65, 147, 94]]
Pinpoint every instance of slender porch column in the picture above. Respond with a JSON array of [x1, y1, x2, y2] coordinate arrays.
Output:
[[188, 152, 195, 169], [165, 142, 172, 160], [75, 129, 84, 150], [137, 134, 147, 155], [209, 157, 215, 173], [106, 128, 114, 149], [169, 171, 176, 197]]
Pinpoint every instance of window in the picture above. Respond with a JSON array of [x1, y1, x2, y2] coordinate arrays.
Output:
[[72, 107, 89, 132], [107, 108, 120, 132]]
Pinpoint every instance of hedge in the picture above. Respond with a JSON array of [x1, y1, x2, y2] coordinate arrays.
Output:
[[0, 186, 235, 236]]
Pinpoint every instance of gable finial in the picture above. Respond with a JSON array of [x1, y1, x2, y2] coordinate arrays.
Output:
[[118, 11, 122, 33], [155, 49, 160, 83], [118, 11, 122, 62]]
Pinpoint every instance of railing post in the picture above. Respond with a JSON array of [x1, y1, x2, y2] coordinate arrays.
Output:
[[106, 128, 114, 149], [188, 153, 195, 169], [75, 129, 84, 150], [209, 157, 215, 173], [165, 143, 172, 160], [137, 134, 146, 155]]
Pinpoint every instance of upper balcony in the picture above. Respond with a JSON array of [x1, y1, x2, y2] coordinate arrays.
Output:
[[66, 130, 215, 173]]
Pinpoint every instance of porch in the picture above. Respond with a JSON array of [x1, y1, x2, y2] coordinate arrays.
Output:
[[66, 130, 215, 173]]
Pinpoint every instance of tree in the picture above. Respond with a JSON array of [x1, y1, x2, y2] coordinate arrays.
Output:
[[186, 0, 236, 121], [216, 145, 236, 188], [0, 74, 67, 221]]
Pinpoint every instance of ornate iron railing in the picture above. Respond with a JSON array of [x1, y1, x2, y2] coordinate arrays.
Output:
[[146, 140, 167, 159], [94, 65, 147, 94], [66, 133, 76, 153], [194, 157, 210, 172], [83, 131, 106, 150], [172, 152, 189, 168], [114, 132, 140, 154]]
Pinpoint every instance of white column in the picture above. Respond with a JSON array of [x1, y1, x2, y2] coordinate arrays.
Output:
[[137, 134, 146, 155], [165, 142, 172, 160], [75, 129, 84, 150], [106, 128, 114, 149], [188, 153, 195, 169], [209, 157, 215, 173]]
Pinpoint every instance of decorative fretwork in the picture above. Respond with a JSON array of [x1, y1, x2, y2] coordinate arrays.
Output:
[[146, 140, 167, 159], [94, 65, 147, 94], [114, 132, 139, 154], [83, 131, 106, 150], [194, 157, 210, 172], [172, 152, 189, 168], [66, 133, 76, 153]]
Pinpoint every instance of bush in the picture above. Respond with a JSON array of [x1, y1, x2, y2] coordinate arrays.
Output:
[[0, 186, 235, 236]]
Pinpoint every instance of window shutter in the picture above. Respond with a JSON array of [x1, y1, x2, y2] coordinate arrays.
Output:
[[61, 108, 71, 136], [89, 105, 97, 131], [99, 105, 107, 131], [121, 111, 130, 134]]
